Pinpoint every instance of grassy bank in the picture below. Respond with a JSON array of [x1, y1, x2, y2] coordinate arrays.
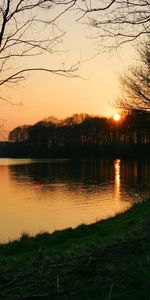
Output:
[[0, 199, 150, 300]]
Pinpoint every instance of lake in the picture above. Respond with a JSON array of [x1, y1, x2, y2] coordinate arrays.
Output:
[[0, 158, 150, 243]]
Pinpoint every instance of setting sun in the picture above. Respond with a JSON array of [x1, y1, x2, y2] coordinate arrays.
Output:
[[113, 113, 121, 122]]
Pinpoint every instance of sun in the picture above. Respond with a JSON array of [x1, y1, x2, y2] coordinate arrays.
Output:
[[113, 113, 121, 122]]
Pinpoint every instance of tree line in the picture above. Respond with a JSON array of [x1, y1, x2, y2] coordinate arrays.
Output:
[[8, 111, 150, 151]]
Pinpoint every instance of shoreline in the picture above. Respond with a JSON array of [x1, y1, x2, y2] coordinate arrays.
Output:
[[1, 141, 150, 159], [0, 198, 149, 299]]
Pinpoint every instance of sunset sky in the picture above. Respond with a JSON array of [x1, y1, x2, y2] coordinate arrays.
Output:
[[0, 11, 136, 139]]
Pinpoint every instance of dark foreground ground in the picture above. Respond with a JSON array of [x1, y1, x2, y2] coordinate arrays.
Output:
[[0, 199, 150, 300]]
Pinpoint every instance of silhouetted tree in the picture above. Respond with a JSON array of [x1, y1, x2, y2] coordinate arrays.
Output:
[[9, 125, 31, 142], [117, 41, 150, 112], [28, 119, 57, 148]]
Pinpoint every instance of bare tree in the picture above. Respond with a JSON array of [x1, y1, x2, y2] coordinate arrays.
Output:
[[1, 0, 149, 87], [77, 0, 150, 49], [0, 0, 78, 93], [1, 0, 149, 90], [116, 40, 150, 112]]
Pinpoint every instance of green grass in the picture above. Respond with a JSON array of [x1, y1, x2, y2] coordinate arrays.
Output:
[[0, 199, 150, 299]]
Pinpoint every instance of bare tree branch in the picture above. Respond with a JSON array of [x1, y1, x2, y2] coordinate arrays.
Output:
[[0, 0, 78, 91], [0, 63, 80, 86], [76, 0, 150, 49]]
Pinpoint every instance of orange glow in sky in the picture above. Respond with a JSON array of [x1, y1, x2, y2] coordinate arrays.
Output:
[[0, 14, 135, 140]]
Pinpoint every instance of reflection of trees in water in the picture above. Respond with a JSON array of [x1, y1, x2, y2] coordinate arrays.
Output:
[[121, 159, 150, 199], [9, 159, 150, 196], [9, 159, 114, 185]]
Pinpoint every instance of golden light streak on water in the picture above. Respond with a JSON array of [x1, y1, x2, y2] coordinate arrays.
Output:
[[114, 159, 121, 213]]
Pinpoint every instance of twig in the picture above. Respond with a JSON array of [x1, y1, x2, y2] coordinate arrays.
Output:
[[56, 274, 60, 292], [22, 294, 49, 299], [108, 282, 114, 300]]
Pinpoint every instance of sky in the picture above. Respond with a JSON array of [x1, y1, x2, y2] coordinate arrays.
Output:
[[0, 9, 136, 140]]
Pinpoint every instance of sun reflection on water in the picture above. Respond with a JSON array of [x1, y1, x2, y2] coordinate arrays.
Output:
[[114, 159, 121, 212]]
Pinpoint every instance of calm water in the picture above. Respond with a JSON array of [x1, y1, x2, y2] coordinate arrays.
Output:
[[0, 158, 150, 243]]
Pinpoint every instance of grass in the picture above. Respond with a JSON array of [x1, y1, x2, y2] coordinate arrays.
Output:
[[0, 199, 150, 299]]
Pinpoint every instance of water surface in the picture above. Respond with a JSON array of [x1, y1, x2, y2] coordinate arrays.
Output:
[[0, 158, 150, 243]]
